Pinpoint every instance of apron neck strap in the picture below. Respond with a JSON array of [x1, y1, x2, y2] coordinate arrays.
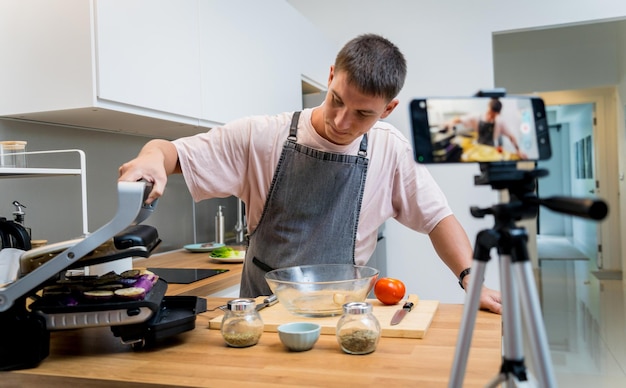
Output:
[[288, 111, 368, 157], [288, 111, 301, 141], [358, 133, 368, 157]]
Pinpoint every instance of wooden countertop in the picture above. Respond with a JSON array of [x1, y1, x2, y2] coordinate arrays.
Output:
[[5, 250, 502, 387]]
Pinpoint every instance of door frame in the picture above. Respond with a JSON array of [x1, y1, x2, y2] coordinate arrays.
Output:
[[537, 118, 574, 237], [536, 87, 620, 270]]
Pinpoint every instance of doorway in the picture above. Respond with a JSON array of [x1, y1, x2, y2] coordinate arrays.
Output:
[[536, 103, 596, 263], [536, 88, 620, 271]]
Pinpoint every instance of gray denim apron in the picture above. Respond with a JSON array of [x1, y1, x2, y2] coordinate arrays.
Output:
[[239, 111, 369, 297], [477, 119, 496, 146]]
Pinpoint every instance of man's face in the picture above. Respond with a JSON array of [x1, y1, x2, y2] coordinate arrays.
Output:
[[317, 67, 398, 145]]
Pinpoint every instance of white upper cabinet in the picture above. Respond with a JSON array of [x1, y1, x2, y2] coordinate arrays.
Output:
[[95, 0, 202, 122], [0, 0, 201, 137], [0, 0, 203, 138], [0, 0, 335, 138], [199, 1, 298, 125], [0, 1, 95, 118]]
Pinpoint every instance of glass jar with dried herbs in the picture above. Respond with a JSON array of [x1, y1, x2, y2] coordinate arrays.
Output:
[[221, 298, 263, 347], [336, 302, 380, 355]]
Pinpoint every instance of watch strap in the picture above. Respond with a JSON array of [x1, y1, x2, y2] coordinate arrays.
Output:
[[458, 267, 471, 289]]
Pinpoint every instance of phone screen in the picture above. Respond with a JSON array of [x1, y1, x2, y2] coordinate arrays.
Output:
[[410, 96, 551, 164]]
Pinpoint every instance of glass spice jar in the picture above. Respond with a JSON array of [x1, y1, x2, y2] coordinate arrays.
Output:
[[221, 298, 264, 347], [336, 301, 381, 355]]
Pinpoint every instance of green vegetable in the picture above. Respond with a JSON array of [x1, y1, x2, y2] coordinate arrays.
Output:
[[210, 246, 235, 258]]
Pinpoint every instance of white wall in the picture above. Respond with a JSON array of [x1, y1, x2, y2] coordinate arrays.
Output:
[[288, 0, 626, 303]]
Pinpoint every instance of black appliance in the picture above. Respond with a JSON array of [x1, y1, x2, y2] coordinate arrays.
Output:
[[0, 216, 31, 250], [0, 181, 206, 371]]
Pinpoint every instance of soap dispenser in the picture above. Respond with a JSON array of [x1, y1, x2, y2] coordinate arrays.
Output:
[[215, 205, 225, 244]]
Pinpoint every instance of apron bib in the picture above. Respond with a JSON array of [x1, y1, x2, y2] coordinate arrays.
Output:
[[240, 112, 369, 297], [477, 119, 496, 146]]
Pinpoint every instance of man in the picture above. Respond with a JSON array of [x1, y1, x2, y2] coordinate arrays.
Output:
[[451, 98, 528, 160], [119, 34, 502, 314]]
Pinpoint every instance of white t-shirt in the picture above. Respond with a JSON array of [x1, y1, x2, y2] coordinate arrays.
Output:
[[173, 108, 452, 265]]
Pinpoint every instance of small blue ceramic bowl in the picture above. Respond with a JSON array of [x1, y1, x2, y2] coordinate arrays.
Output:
[[277, 322, 321, 351]]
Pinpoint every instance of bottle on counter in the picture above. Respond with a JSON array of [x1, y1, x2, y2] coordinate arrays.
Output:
[[336, 301, 381, 355], [221, 298, 263, 347], [215, 205, 225, 245]]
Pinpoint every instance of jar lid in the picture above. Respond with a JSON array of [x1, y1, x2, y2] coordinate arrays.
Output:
[[0, 141, 27, 150], [343, 301, 372, 314], [227, 298, 256, 311], [0, 140, 27, 146]]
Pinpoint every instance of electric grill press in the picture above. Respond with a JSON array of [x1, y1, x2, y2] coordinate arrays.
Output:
[[0, 181, 207, 371]]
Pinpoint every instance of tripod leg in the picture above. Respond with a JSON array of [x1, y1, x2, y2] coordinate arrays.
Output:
[[514, 260, 557, 387], [448, 259, 488, 387], [500, 253, 528, 385]]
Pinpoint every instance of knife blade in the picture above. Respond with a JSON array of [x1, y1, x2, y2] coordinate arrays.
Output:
[[255, 294, 278, 311], [390, 294, 419, 325]]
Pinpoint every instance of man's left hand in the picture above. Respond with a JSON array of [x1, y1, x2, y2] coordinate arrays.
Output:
[[479, 286, 502, 314]]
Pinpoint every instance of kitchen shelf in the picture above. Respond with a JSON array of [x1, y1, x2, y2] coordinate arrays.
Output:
[[0, 149, 88, 235], [0, 167, 82, 177]]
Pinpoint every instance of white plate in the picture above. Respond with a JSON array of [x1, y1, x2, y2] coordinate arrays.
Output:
[[208, 255, 245, 264], [184, 243, 225, 253], [209, 247, 246, 263]]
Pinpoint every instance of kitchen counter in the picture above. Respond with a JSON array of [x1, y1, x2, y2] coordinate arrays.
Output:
[[4, 250, 502, 387]]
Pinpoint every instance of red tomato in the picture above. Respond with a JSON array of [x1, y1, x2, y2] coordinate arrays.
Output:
[[374, 277, 406, 305]]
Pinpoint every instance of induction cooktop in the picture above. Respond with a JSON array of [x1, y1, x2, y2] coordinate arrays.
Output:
[[147, 268, 229, 284]]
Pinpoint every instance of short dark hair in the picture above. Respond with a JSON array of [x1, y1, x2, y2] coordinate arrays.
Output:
[[334, 34, 407, 102], [489, 98, 502, 113]]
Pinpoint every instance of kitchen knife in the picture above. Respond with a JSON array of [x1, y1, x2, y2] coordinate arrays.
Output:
[[390, 294, 419, 325], [255, 294, 278, 311]]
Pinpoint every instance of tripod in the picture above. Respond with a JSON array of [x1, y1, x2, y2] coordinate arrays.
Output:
[[449, 163, 608, 387]]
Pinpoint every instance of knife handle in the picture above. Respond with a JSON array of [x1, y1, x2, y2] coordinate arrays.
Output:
[[406, 294, 420, 306]]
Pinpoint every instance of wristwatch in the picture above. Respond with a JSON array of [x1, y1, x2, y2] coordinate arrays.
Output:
[[458, 267, 471, 289]]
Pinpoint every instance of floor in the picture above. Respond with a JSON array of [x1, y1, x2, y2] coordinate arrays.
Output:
[[523, 236, 626, 386]]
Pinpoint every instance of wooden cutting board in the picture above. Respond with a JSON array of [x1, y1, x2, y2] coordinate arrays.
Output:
[[208, 295, 439, 339]]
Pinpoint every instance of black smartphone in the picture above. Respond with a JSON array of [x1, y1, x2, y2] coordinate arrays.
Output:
[[409, 96, 551, 164]]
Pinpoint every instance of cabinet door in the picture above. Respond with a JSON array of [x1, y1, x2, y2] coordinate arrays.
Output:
[[0, 0, 94, 115], [198, 0, 304, 125], [95, 0, 202, 120]]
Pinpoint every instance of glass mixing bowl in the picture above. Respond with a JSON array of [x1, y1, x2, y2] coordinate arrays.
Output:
[[264, 264, 379, 317]]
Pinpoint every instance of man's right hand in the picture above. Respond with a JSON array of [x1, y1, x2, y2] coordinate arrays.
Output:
[[118, 139, 179, 204]]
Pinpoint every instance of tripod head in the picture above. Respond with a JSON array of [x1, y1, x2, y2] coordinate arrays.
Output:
[[471, 162, 608, 224]]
